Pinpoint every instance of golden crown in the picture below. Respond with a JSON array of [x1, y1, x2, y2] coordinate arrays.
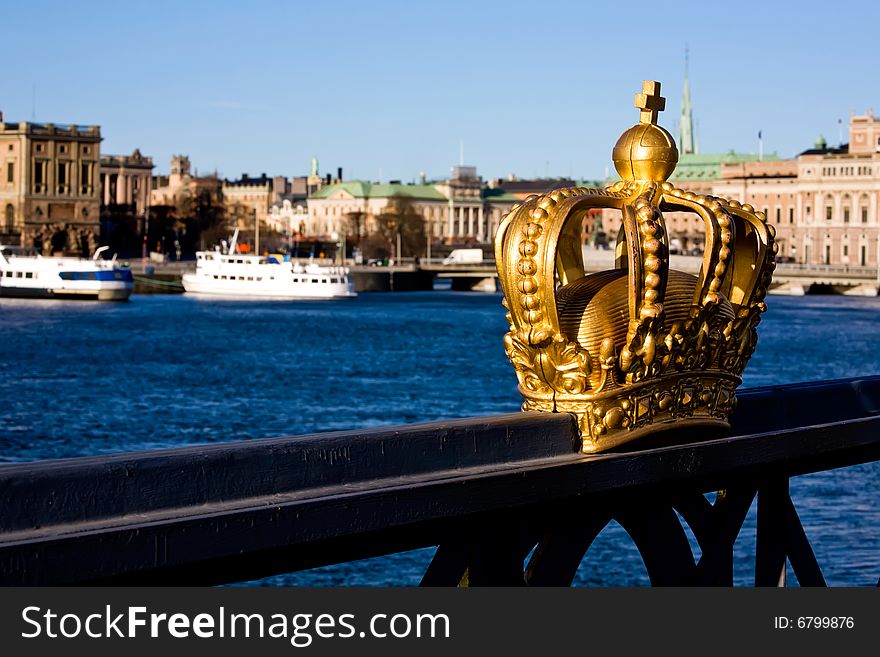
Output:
[[495, 80, 777, 453]]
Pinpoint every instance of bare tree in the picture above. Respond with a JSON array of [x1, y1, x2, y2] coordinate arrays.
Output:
[[374, 194, 426, 259]]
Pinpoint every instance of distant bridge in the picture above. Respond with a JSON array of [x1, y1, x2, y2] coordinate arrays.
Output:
[[411, 253, 880, 296], [769, 264, 880, 296]]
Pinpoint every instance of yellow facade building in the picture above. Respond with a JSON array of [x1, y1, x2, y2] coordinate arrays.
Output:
[[0, 117, 101, 255]]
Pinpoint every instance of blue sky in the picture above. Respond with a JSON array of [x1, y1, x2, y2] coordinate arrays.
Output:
[[2, 0, 878, 181]]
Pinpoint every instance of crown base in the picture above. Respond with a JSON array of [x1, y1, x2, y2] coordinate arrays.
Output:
[[519, 372, 739, 453]]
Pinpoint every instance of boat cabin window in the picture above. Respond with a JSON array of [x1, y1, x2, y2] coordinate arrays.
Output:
[[311, 278, 318, 283], [25, 272, 33, 278], [330, 278, 338, 283]]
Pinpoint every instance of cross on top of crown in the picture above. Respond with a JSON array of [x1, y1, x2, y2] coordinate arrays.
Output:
[[635, 80, 665, 124]]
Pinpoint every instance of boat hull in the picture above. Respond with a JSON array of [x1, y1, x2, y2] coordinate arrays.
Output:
[[0, 283, 132, 301]]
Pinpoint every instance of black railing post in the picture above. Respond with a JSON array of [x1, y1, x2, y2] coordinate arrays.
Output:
[[755, 477, 789, 587]]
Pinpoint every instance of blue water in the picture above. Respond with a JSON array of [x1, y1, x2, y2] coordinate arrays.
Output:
[[1, 292, 879, 586]]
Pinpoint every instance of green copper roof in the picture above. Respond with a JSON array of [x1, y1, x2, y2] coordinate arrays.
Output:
[[311, 180, 521, 203], [670, 151, 780, 180], [311, 181, 446, 200]]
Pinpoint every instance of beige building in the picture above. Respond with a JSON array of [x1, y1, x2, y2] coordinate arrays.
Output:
[[0, 117, 101, 255], [306, 166, 520, 244], [100, 149, 153, 216], [267, 198, 308, 235], [221, 173, 289, 230], [714, 114, 880, 266], [151, 155, 222, 209]]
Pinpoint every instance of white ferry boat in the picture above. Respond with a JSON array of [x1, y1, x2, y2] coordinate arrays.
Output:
[[0, 245, 134, 301], [182, 232, 356, 299]]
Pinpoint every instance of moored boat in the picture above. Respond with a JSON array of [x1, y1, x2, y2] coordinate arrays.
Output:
[[181, 232, 356, 299], [0, 245, 134, 301]]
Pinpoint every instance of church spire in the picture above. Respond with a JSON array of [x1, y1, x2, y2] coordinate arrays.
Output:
[[679, 47, 696, 155]]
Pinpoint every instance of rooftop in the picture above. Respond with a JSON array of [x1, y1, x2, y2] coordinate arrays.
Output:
[[311, 181, 446, 201], [224, 173, 272, 187], [670, 151, 780, 180], [311, 180, 522, 203], [0, 121, 100, 137]]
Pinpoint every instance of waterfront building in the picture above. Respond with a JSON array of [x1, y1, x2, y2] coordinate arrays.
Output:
[[0, 115, 101, 255], [267, 197, 308, 235], [151, 155, 222, 209], [100, 149, 153, 217], [714, 114, 880, 266], [221, 173, 289, 229], [306, 165, 520, 244]]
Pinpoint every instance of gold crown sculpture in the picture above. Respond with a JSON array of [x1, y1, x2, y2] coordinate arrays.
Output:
[[495, 80, 776, 453]]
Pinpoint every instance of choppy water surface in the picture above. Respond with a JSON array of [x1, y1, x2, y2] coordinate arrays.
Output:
[[1, 292, 879, 586]]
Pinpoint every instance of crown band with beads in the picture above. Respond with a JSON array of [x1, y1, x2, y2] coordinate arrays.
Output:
[[494, 80, 776, 453]]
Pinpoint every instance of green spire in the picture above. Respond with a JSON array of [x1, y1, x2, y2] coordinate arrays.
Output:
[[680, 47, 696, 155]]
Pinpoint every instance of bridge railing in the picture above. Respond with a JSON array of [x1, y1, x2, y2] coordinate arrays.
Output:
[[1, 376, 878, 586], [774, 262, 880, 276]]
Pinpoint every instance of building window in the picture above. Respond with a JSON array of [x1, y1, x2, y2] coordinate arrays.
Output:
[[4, 203, 13, 232], [862, 245, 868, 265], [862, 206, 869, 223], [6, 161, 13, 183], [825, 206, 833, 221], [80, 162, 92, 195], [775, 208, 781, 223], [844, 207, 850, 223], [57, 161, 71, 195], [843, 244, 849, 257], [33, 160, 47, 193], [789, 207, 794, 224], [824, 244, 831, 264]]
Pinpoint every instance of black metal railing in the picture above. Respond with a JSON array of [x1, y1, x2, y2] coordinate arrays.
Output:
[[1, 376, 878, 586]]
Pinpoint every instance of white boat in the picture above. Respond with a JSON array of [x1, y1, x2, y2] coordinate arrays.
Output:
[[0, 245, 134, 301], [182, 232, 356, 299]]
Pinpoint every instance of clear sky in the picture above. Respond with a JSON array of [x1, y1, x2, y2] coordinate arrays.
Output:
[[2, 0, 878, 182]]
